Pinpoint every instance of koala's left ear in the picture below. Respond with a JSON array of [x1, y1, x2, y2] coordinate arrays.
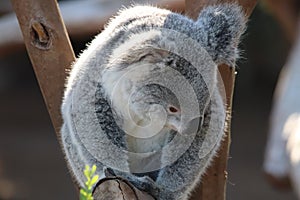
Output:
[[196, 4, 247, 65]]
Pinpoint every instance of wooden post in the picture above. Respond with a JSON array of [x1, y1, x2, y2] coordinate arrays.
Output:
[[185, 1, 257, 200], [10, 0, 75, 136]]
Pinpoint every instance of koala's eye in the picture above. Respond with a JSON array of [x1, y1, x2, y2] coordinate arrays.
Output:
[[168, 105, 179, 114]]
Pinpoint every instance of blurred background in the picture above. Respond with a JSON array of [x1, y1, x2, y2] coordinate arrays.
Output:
[[0, 0, 298, 199]]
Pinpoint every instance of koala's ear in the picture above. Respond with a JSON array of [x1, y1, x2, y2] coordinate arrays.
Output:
[[196, 4, 247, 65]]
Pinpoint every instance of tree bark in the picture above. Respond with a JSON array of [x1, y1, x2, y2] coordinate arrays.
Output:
[[93, 177, 155, 200]]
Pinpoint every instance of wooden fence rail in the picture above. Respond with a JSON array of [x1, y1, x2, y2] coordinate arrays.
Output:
[[11, 0, 257, 199]]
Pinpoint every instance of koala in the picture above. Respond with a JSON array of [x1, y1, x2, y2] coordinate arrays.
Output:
[[61, 4, 246, 200]]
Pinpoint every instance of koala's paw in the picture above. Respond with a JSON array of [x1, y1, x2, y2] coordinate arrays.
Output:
[[103, 167, 116, 177]]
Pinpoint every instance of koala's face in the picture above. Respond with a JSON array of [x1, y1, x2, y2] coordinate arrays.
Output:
[[128, 83, 181, 134]]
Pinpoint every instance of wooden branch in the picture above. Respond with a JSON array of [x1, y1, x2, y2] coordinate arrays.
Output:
[[0, 0, 184, 57], [10, 0, 75, 135], [185, 1, 257, 200], [93, 177, 155, 200]]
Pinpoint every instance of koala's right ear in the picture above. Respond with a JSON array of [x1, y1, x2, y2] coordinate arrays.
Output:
[[196, 4, 247, 65]]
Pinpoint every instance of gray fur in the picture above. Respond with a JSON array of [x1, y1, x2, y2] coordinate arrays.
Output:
[[61, 4, 246, 199]]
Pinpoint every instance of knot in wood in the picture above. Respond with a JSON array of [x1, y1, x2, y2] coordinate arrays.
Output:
[[30, 20, 51, 50]]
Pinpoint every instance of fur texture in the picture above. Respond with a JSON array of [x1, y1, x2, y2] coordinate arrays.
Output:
[[61, 4, 246, 199]]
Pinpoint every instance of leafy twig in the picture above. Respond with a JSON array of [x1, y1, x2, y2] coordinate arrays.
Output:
[[80, 165, 99, 200]]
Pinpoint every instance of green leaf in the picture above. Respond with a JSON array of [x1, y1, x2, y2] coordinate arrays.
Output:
[[91, 175, 99, 185], [91, 165, 97, 176], [80, 164, 99, 200], [80, 189, 87, 200]]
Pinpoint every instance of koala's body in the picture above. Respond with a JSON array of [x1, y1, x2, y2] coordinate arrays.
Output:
[[61, 4, 246, 200]]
